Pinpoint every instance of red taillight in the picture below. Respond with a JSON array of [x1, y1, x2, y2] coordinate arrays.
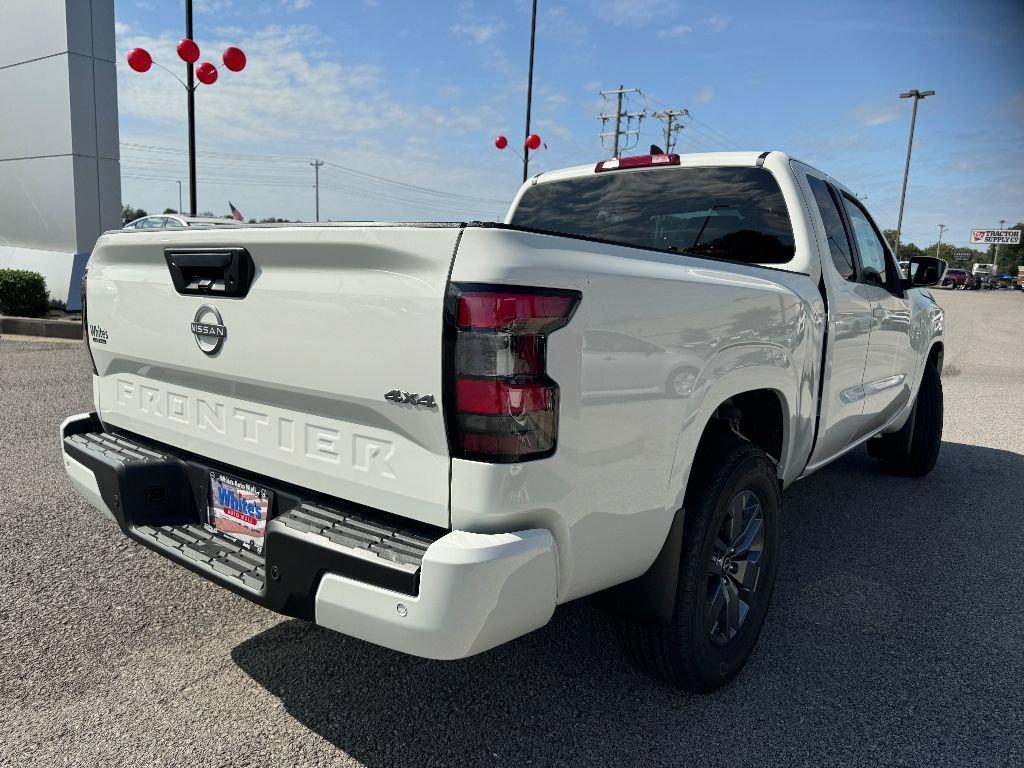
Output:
[[594, 153, 681, 173], [457, 291, 578, 332], [456, 379, 553, 414], [446, 284, 580, 463]]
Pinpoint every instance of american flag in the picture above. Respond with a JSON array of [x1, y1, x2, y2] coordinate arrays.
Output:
[[229, 201, 243, 221]]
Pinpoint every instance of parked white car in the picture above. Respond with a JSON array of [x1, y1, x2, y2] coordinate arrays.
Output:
[[64, 150, 945, 692], [123, 214, 240, 229]]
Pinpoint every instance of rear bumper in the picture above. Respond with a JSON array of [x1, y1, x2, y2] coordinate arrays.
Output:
[[60, 412, 557, 659]]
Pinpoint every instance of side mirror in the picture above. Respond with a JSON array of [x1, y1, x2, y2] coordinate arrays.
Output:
[[903, 256, 946, 288]]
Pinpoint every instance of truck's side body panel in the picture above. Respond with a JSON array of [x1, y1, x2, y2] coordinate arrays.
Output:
[[86, 225, 460, 528], [448, 225, 822, 601]]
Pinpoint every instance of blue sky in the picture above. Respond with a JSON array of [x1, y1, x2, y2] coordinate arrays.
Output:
[[115, 0, 1023, 248]]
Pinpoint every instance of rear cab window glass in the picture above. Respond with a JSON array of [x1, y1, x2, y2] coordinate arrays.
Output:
[[511, 166, 796, 265], [806, 176, 856, 281]]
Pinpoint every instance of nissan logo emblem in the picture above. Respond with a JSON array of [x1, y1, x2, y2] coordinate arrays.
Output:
[[190, 305, 227, 355]]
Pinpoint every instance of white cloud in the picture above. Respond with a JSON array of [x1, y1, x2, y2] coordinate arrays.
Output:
[[195, 0, 235, 14], [450, 22, 503, 44], [695, 85, 715, 104], [283, 0, 312, 10], [706, 14, 732, 32], [853, 102, 901, 126], [597, 0, 677, 27], [656, 24, 692, 38]]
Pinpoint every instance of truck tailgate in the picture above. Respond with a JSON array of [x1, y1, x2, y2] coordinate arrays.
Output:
[[85, 224, 461, 528]]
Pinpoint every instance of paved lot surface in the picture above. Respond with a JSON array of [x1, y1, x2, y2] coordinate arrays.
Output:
[[2, 289, 1023, 767]]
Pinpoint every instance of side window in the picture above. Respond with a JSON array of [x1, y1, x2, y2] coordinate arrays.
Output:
[[140, 217, 165, 229], [841, 197, 889, 289], [806, 176, 855, 281]]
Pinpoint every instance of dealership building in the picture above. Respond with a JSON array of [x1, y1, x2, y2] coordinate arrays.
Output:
[[0, 0, 121, 311]]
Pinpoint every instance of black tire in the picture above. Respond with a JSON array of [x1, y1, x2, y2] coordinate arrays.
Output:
[[866, 361, 942, 476], [615, 436, 781, 693]]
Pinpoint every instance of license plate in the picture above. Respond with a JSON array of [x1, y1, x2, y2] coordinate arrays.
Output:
[[207, 472, 272, 554]]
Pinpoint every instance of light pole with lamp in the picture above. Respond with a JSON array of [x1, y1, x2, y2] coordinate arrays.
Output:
[[892, 89, 935, 259]]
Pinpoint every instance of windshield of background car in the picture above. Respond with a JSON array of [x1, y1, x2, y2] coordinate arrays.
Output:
[[510, 166, 796, 264]]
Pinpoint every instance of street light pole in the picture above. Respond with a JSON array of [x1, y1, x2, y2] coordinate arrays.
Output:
[[893, 89, 934, 259], [177, 180, 183, 214], [522, 0, 538, 184], [185, 0, 197, 216]]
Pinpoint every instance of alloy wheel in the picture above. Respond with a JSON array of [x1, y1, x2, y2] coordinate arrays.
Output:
[[706, 489, 765, 646]]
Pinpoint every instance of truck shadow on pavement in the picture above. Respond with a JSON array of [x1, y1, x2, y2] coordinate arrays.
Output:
[[232, 440, 1024, 768]]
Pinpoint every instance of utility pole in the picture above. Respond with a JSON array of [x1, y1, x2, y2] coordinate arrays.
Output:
[[310, 159, 324, 222], [995, 218, 1007, 272], [177, 180, 183, 214], [523, 0, 538, 184], [935, 224, 946, 260], [652, 108, 688, 153], [185, 0, 197, 216], [599, 86, 644, 157], [893, 89, 935, 259]]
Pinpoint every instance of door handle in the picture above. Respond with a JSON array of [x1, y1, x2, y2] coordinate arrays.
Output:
[[872, 307, 887, 319]]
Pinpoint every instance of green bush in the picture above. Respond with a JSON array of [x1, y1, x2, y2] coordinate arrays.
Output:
[[0, 269, 50, 317]]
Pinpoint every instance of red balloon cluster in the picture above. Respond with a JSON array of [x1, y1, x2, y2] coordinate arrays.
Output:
[[126, 48, 152, 73], [126, 40, 245, 86], [495, 134, 544, 151]]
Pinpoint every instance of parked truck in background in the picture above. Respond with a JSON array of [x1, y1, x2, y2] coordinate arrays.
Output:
[[61, 150, 945, 693], [970, 262, 996, 289]]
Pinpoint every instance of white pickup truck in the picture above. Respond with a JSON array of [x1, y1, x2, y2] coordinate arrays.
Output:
[[61, 150, 945, 692]]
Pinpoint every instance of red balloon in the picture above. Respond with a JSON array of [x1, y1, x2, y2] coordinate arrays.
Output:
[[526, 133, 542, 150], [495, 135, 508, 150], [222, 46, 246, 72], [126, 47, 152, 73], [176, 38, 200, 63], [195, 61, 218, 85]]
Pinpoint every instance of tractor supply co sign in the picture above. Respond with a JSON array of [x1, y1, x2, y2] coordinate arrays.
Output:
[[971, 229, 1021, 245]]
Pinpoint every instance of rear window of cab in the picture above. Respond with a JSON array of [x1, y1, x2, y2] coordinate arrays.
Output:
[[510, 166, 796, 264]]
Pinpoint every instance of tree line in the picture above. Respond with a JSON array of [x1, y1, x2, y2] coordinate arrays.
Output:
[[883, 225, 1024, 273]]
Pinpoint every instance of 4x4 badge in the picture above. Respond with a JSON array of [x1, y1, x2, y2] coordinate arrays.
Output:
[[384, 390, 436, 408]]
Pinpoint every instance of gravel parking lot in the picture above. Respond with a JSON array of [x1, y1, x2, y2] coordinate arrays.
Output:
[[2, 289, 1022, 768]]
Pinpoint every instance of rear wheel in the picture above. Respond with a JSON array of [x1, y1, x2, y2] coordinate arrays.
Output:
[[615, 436, 780, 693], [867, 361, 942, 476]]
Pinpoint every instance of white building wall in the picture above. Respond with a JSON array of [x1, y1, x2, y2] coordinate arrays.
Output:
[[0, 0, 120, 310]]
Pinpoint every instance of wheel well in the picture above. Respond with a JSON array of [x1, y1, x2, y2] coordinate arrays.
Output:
[[590, 388, 785, 627], [927, 342, 944, 374], [703, 389, 785, 466]]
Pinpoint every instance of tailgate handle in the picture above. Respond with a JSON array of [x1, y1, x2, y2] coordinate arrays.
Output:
[[164, 247, 255, 298]]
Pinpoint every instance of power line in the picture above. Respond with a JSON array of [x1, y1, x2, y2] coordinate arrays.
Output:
[[119, 142, 508, 205]]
